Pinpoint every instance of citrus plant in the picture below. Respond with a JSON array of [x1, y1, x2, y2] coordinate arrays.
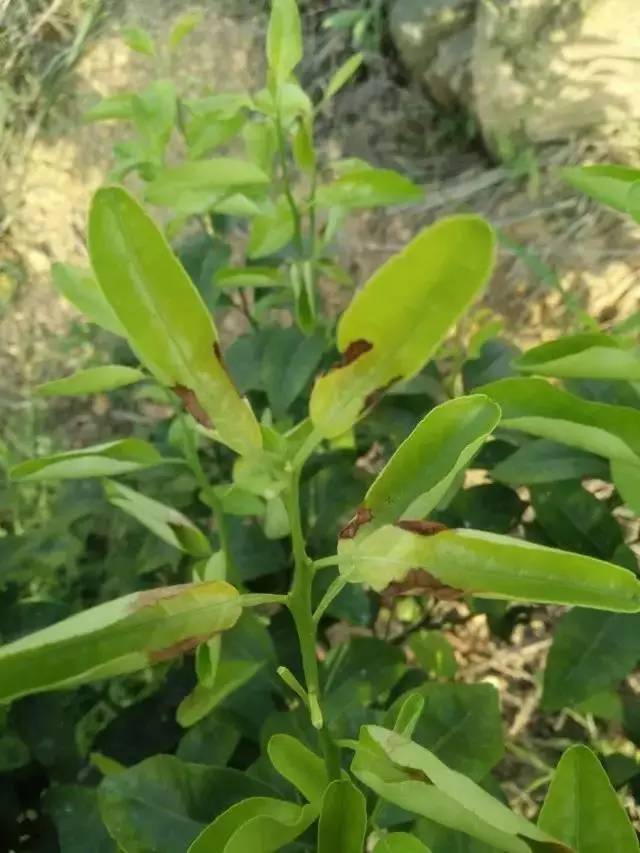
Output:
[[2, 2, 640, 851]]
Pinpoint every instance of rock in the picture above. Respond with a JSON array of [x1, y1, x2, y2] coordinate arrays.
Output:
[[389, 0, 476, 106], [472, 0, 640, 153]]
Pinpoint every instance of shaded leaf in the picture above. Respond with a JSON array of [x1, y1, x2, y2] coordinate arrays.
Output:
[[491, 439, 608, 485], [318, 779, 367, 853], [44, 785, 116, 853]]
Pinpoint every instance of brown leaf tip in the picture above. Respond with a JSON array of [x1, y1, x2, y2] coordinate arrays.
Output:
[[339, 506, 374, 539], [133, 583, 193, 612], [148, 632, 216, 664]]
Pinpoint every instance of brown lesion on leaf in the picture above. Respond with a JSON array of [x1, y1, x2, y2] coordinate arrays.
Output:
[[362, 375, 401, 414], [395, 520, 448, 536], [173, 384, 211, 428], [383, 568, 464, 602], [148, 632, 217, 664], [342, 338, 373, 365], [339, 506, 374, 539]]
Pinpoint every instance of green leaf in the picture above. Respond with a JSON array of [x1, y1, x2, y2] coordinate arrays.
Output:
[[374, 834, 432, 853], [169, 10, 203, 51], [10, 438, 163, 482], [386, 684, 503, 781], [104, 479, 211, 557], [562, 164, 640, 215], [408, 630, 457, 679], [612, 458, 640, 514], [292, 116, 316, 172], [89, 186, 262, 455], [248, 197, 294, 258], [146, 159, 268, 214], [530, 480, 622, 558], [491, 439, 608, 485], [317, 168, 423, 209], [538, 745, 639, 852], [243, 121, 277, 174], [188, 797, 317, 853], [324, 53, 364, 101], [122, 25, 155, 56], [318, 779, 367, 853], [44, 785, 116, 853], [216, 267, 283, 289], [310, 216, 496, 438], [266, 0, 303, 85], [185, 110, 247, 160], [84, 92, 134, 123], [393, 693, 425, 738], [177, 658, 262, 727], [268, 733, 328, 802], [338, 524, 640, 610], [131, 80, 177, 161], [262, 326, 325, 417], [99, 755, 276, 853], [35, 364, 144, 396], [354, 395, 500, 537], [51, 263, 125, 336], [0, 580, 241, 702], [352, 726, 564, 853], [0, 732, 29, 771], [479, 377, 640, 463], [542, 609, 640, 710], [515, 333, 640, 380], [177, 716, 241, 767]]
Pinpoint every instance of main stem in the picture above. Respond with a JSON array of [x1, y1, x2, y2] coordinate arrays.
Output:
[[284, 465, 340, 780]]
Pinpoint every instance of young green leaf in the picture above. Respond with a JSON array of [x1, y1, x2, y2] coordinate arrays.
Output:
[[542, 609, 640, 711], [267, 733, 328, 803], [146, 159, 268, 214], [88, 186, 262, 455], [338, 525, 640, 611], [310, 216, 496, 438], [51, 263, 125, 336], [266, 0, 303, 86], [515, 333, 640, 380], [479, 377, 640, 463], [323, 53, 364, 102], [562, 164, 640, 216], [35, 365, 144, 397], [317, 779, 367, 853], [248, 197, 295, 258], [169, 10, 203, 51], [316, 167, 423, 209], [538, 745, 639, 852], [351, 395, 500, 538], [374, 834, 432, 853], [188, 797, 317, 853], [177, 659, 262, 728], [84, 92, 134, 123], [0, 581, 242, 703], [104, 479, 211, 557], [352, 726, 565, 853], [122, 25, 155, 56], [131, 80, 177, 162], [216, 267, 284, 290], [10, 438, 163, 482]]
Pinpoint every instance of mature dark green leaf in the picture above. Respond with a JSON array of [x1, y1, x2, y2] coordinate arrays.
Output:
[[386, 684, 503, 781], [11, 438, 163, 482], [408, 631, 457, 679], [530, 480, 622, 558], [415, 819, 497, 852], [491, 440, 608, 485], [317, 779, 367, 853], [177, 715, 240, 766], [44, 785, 116, 853], [262, 326, 325, 417], [542, 609, 640, 710], [441, 484, 524, 534], [480, 377, 640, 463], [311, 216, 496, 437], [538, 745, 639, 852], [99, 755, 276, 853]]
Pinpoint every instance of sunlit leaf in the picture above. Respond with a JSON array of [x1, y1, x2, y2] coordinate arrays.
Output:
[[122, 26, 155, 56], [84, 92, 134, 123], [310, 216, 496, 437], [324, 53, 364, 101], [515, 333, 640, 380], [266, 0, 303, 85], [562, 164, 640, 217], [51, 263, 125, 336], [89, 186, 262, 455], [317, 167, 423, 209], [169, 11, 203, 51]]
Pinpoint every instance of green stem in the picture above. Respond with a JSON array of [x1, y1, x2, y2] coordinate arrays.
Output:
[[313, 554, 340, 571], [313, 575, 347, 625], [274, 112, 304, 256]]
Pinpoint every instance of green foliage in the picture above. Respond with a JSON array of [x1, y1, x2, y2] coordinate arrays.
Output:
[[3, 2, 640, 850]]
